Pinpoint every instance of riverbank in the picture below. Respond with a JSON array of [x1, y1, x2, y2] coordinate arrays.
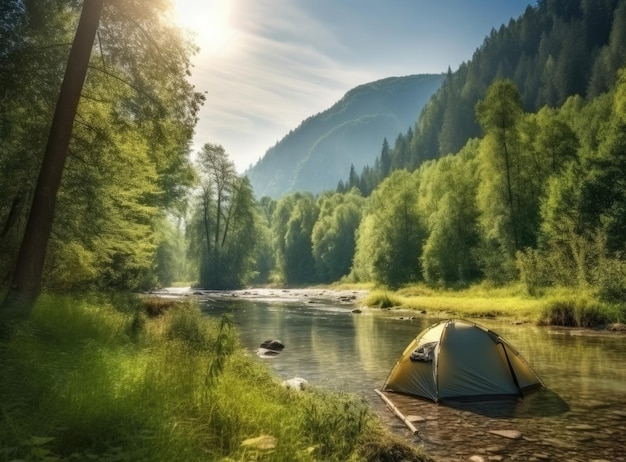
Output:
[[360, 284, 626, 331], [0, 294, 430, 462], [153, 283, 626, 331]]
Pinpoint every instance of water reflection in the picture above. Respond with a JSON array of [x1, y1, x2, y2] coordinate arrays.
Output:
[[200, 297, 626, 461], [443, 388, 570, 418]]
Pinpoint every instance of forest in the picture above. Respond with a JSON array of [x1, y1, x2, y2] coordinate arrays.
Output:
[[2, 0, 626, 310]]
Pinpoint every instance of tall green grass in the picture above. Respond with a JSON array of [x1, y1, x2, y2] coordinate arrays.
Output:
[[366, 283, 626, 328], [363, 290, 403, 309], [0, 295, 429, 462], [538, 294, 621, 328]]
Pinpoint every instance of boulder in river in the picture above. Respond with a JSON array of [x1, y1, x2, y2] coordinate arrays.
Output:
[[256, 348, 280, 358], [260, 339, 285, 351]]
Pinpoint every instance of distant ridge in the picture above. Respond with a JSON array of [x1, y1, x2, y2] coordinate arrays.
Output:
[[245, 74, 444, 199]]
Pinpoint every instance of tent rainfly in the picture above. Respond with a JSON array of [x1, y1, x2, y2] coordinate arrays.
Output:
[[382, 319, 543, 402]]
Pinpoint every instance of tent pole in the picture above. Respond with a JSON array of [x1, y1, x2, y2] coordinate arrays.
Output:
[[375, 389, 419, 435]]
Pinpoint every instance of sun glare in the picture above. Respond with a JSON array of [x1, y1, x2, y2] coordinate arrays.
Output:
[[173, 0, 234, 55]]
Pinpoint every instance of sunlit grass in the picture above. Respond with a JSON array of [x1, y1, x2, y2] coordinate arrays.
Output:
[[365, 283, 625, 327], [0, 294, 430, 462], [363, 290, 404, 308]]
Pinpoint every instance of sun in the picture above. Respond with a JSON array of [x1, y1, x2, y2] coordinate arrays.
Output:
[[172, 0, 234, 55]]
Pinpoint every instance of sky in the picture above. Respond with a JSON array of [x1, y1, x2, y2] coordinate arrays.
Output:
[[174, 0, 535, 173]]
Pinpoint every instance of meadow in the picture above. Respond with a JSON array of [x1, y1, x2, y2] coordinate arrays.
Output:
[[0, 295, 429, 462], [362, 283, 626, 329]]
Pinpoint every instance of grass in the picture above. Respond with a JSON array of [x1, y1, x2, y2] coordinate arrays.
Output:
[[0, 294, 431, 462], [362, 283, 626, 328], [363, 290, 404, 309]]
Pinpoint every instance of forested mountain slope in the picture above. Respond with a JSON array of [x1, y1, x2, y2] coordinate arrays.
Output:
[[245, 74, 443, 199], [346, 0, 626, 193]]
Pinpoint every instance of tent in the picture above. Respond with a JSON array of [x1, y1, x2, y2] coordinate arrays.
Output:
[[382, 319, 543, 402]]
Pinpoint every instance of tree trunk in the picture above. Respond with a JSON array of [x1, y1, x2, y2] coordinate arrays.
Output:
[[1, 0, 104, 327]]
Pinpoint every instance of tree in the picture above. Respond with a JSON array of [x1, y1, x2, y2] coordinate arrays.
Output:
[[311, 189, 364, 282], [192, 144, 256, 288], [2, 0, 105, 320], [1, 0, 202, 326], [272, 193, 318, 285], [419, 141, 482, 285], [475, 80, 525, 281], [351, 170, 423, 287]]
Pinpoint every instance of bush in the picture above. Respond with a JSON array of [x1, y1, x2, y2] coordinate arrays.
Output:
[[364, 290, 403, 308], [539, 296, 609, 327]]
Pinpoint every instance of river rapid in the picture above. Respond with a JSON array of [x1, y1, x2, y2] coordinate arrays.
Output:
[[161, 288, 626, 461]]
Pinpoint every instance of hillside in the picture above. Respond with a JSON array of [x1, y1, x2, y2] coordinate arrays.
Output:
[[344, 0, 626, 195], [245, 74, 443, 199]]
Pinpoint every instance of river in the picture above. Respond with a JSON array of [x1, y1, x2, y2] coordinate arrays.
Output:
[[186, 288, 626, 461]]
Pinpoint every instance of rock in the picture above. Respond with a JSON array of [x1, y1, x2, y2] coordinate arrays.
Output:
[[241, 434, 277, 451], [352, 309, 362, 313], [260, 339, 284, 351], [531, 453, 550, 460], [282, 377, 309, 391], [488, 429, 522, 439], [565, 424, 595, 431], [405, 414, 426, 423], [256, 348, 280, 358], [469, 456, 486, 462]]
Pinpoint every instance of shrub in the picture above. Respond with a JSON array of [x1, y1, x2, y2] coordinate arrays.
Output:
[[363, 290, 403, 308], [539, 296, 609, 327]]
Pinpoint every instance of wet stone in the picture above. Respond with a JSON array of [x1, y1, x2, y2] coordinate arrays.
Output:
[[489, 429, 522, 439], [565, 424, 594, 431], [541, 438, 571, 449], [469, 456, 486, 462], [406, 414, 426, 423], [531, 453, 550, 460], [485, 445, 506, 454]]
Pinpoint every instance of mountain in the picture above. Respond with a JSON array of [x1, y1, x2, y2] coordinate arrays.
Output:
[[346, 0, 626, 195], [245, 74, 444, 199]]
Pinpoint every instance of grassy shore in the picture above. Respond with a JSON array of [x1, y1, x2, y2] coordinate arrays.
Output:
[[362, 283, 626, 329], [0, 294, 430, 462]]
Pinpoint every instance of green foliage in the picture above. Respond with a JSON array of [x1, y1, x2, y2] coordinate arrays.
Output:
[[301, 392, 369, 460], [539, 295, 609, 327], [272, 193, 319, 285], [351, 171, 424, 288], [363, 290, 403, 309], [418, 141, 482, 285], [0, 295, 427, 461], [189, 144, 258, 289], [0, 0, 201, 293], [312, 190, 365, 282]]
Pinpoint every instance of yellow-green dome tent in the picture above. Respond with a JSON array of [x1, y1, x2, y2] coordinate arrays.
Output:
[[382, 319, 543, 402]]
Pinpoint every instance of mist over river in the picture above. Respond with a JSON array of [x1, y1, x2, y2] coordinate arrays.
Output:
[[186, 288, 626, 461]]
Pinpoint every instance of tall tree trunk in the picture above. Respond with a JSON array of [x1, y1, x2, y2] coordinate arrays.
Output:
[[1, 0, 104, 327]]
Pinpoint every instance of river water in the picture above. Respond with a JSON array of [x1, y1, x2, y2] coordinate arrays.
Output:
[[194, 289, 626, 461]]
